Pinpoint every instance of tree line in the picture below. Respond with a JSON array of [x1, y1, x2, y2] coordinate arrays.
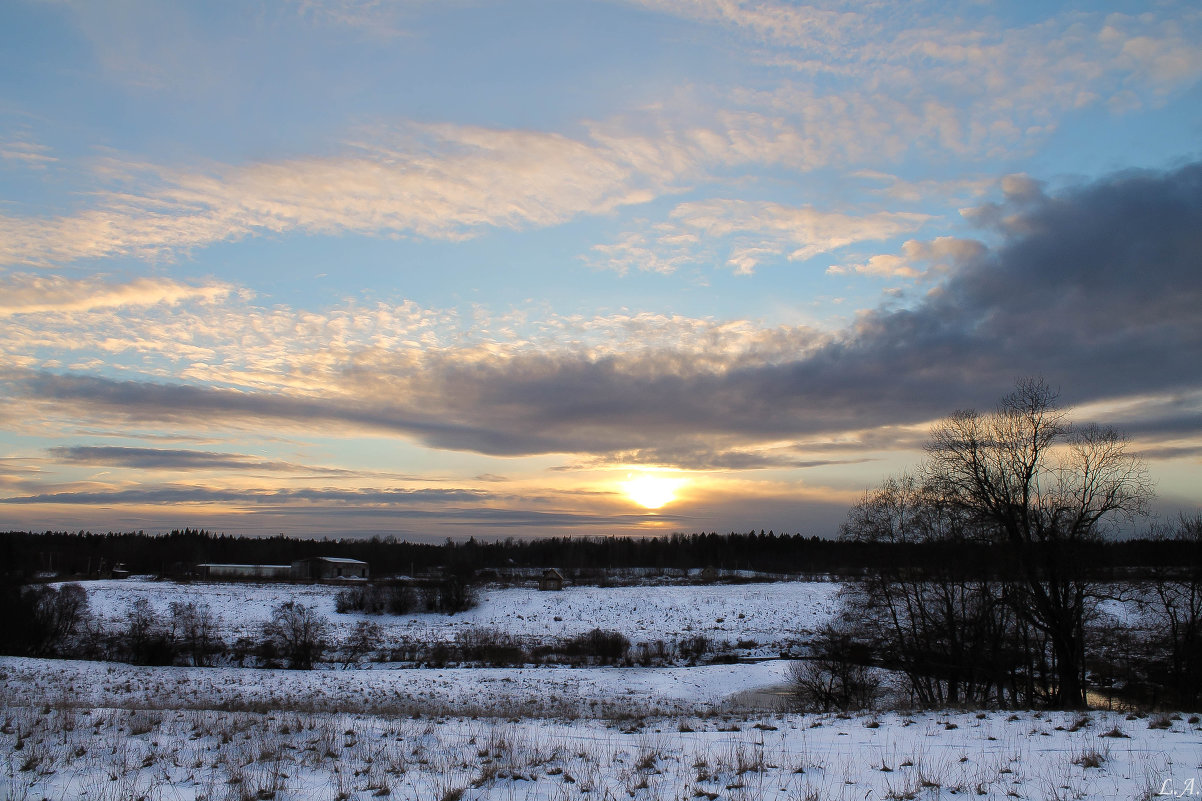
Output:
[[0, 525, 1192, 583]]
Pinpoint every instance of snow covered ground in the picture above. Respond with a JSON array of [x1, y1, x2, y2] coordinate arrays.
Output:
[[0, 656, 794, 718], [2, 658, 1199, 801], [78, 577, 841, 655], [5, 579, 1202, 800]]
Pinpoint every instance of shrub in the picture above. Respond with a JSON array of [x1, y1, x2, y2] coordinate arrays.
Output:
[[420, 577, 477, 615], [455, 627, 526, 666], [563, 629, 630, 664], [678, 635, 711, 662], [262, 601, 329, 669], [0, 582, 91, 657], [788, 625, 880, 711], [126, 598, 176, 666], [335, 584, 419, 616], [342, 620, 383, 668], [168, 601, 222, 666]]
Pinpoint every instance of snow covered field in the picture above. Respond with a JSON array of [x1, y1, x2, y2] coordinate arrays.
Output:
[[2, 667, 1199, 801], [0, 656, 794, 718], [6, 578, 1199, 800], [79, 577, 841, 656]]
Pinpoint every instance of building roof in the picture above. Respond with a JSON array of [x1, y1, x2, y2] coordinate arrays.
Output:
[[197, 563, 290, 569], [307, 556, 368, 565]]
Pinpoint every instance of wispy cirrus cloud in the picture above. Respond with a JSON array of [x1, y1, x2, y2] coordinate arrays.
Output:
[[0, 274, 237, 317], [593, 199, 928, 275], [0, 123, 677, 267], [0, 137, 57, 169], [0, 109, 934, 270], [635, 2, 1202, 167]]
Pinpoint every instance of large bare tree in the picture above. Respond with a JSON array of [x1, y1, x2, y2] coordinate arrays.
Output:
[[839, 473, 1013, 706], [922, 378, 1153, 707]]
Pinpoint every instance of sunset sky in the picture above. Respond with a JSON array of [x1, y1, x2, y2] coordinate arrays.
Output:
[[1, 0, 1200, 540]]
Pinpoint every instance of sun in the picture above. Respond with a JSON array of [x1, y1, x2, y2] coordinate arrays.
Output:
[[621, 473, 685, 509]]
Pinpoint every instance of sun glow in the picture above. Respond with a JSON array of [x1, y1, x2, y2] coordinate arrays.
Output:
[[621, 473, 686, 509]]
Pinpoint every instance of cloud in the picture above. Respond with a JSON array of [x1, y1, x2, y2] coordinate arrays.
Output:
[[7, 161, 1201, 465], [1100, 14, 1202, 88], [47, 445, 353, 475], [829, 237, 986, 279], [594, 199, 928, 275], [3, 110, 927, 269], [851, 171, 992, 205], [0, 137, 57, 169], [643, 2, 1202, 154], [0, 482, 693, 529], [1135, 444, 1202, 461], [0, 123, 678, 267], [10, 4, 1200, 272], [566, 445, 878, 471], [0, 274, 237, 317], [628, 0, 867, 55], [0, 485, 487, 507]]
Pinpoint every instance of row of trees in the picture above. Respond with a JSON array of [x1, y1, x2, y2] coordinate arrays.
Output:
[[7, 524, 1193, 582], [0, 585, 331, 670], [333, 577, 477, 616], [797, 380, 1199, 710]]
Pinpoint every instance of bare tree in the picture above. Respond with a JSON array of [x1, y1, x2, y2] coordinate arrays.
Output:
[[922, 378, 1153, 707], [342, 620, 383, 668], [1138, 514, 1202, 707], [839, 473, 1012, 706], [5, 582, 92, 657], [262, 601, 329, 670], [169, 601, 221, 667], [125, 597, 175, 665]]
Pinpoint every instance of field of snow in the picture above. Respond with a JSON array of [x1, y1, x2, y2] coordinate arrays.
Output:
[[2, 661, 1199, 801], [79, 577, 841, 656], [0, 656, 794, 718], [6, 578, 1202, 800]]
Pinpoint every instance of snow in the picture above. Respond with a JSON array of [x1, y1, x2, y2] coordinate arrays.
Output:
[[3, 655, 1199, 801], [77, 577, 841, 654], [0, 656, 793, 718], [5, 578, 1202, 800]]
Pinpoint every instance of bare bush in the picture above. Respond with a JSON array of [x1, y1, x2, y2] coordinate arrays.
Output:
[[0, 582, 90, 657], [168, 601, 221, 667], [789, 624, 880, 711], [334, 583, 418, 615], [125, 598, 175, 666], [262, 601, 329, 670], [420, 577, 477, 615], [562, 629, 630, 665], [342, 620, 383, 668], [455, 627, 526, 666]]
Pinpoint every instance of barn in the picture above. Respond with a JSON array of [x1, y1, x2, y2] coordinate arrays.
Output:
[[539, 568, 564, 591], [196, 563, 291, 580], [290, 556, 370, 580]]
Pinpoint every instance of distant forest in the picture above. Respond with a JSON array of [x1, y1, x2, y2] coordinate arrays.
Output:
[[0, 527, 1195, 582]]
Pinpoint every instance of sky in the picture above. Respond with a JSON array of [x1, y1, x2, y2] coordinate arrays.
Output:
[[1, 0, 1200, 541]]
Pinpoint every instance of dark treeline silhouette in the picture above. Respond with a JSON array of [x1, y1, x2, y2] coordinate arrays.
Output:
[[0, 527, 1194, 582]]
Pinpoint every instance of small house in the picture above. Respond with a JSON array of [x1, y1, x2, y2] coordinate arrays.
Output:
[[539, 568, 564, 591], [291, 556, 369, 581], [700, 566, 720, 583]]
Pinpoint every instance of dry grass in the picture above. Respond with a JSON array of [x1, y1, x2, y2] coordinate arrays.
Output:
[[0, 691, 1196, 801]]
